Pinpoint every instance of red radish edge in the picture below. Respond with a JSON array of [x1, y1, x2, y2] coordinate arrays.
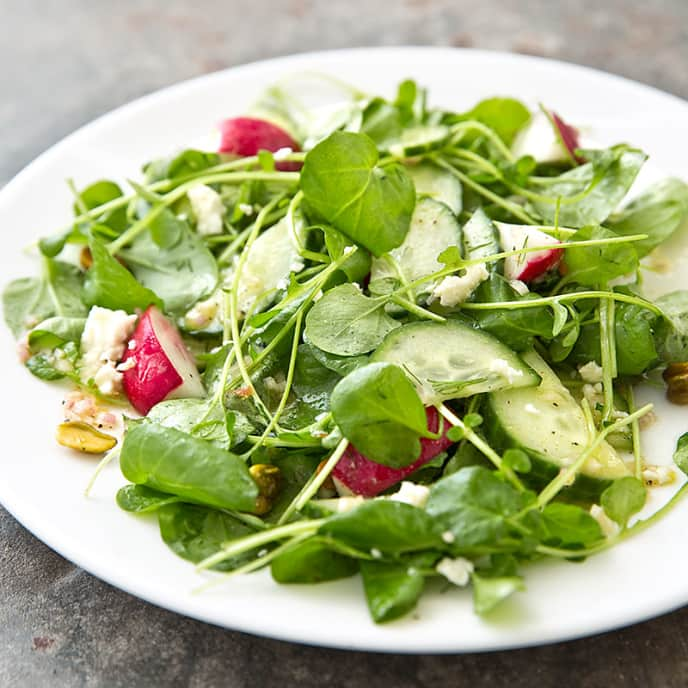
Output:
[[550, 111, 584, 164], [121, 306, 205, 415], [497, 223, 563, 283], [217, 117, 302, 171], [332, 407, 455, 497]]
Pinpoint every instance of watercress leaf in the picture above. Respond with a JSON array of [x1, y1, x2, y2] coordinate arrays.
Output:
[[148, 207, 185, 248], [305, 339, 369, 377], [323, 226, 372, 282], [540, 502, 603, 546], [607, 178, 688, 257], [360, 553, 435, 624], [157, 502, 257, 571], [600, 476, 647, 527], [123, 221, 218, 314], [304, 283, 400, 356], [120, 423, 258, 512], [27, 316, 86, 351], [471, 573, 525, 615], [467, 97, 531, 145], [319, 500, 442, 554], [472, 275, 554, 350], [83, 240, 162, 313], [271, 537, 359, 584], [612, 299, 659, 375], [75, 180, 127, 233], [360, 98, 404, 148], [330, 362, 429, 467], [143, 149, 220, 183], [673, 432, 688, 476], [530, 146, 647, 226], [425, 466, 529, 548], [502, 448, 531, 474], [116, 484, 182, 513], [655, 290, 688, 362], [551, 301, 568, 337], [564, 225, 638, 286], [301, 131, 416, 257], [2, 260, 86, 338]]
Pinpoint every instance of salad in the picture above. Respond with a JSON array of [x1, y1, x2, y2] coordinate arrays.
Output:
[[4, 74, 688, 624]]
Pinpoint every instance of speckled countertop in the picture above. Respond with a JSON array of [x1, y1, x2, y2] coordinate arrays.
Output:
[[2, 1, 688, 685]]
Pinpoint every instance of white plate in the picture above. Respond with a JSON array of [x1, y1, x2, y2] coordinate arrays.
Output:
[[2, 47, 688, 653]]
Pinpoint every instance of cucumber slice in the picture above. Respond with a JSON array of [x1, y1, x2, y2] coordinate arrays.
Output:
[[485, 350, 629, 499], [372, 320, 540, 404], [388, 125, 451, 158], [406, 162, 463, 215], [369, 197, 461, 300], [462, 208, 500, 262]]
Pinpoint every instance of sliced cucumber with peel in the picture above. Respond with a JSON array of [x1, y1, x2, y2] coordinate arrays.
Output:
[[372, 320, 540, 404], [462, 207, 500, 263], [369, 197, 461, 301], [485, 350, 630, 500], [406, 162, 462, 215]]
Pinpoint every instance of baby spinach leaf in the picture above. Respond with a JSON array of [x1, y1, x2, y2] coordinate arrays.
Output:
[[83, 240, 162, 313], [301, 131, 416, 256], [120, 423, 258, 512], [607, 178, 688, 257], [472, 275, 554, 350], [330, 362, 429, 467], [564, 226, 638, 286], [75, 180, 127, 233], [116, 484, 182, 513], [292, 344, 340, 414], [540, 502, 603, 546], [271, 537, 359, 584], [530, 146, 646, 226], [304, 284, 400, 356], [360, 553, 435, 624], [2, 260, 86, 338], [600, 476, 646, 527], [425, 466, 530, 548], [319, 500, 442, 554], [655, 290, 688, 363], [158, 502, 257, 571], [472, 573, 525, 615], [673, 432, 688, 476], [123, 221, 218, 314], [28, 317, 86, 351], [466, 97, 531, 145]]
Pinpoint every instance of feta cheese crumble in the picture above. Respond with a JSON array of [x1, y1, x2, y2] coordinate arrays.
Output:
[[489, 358, 524, 384], [436, 557, 474, 586], [80, 307, 137, 395], [578, 361, 604, 384], [389, 481, 431, 509], [642, 464, 675, 487], [590, 504, 620, 538], [430, 263, 489, 307], [187, 183, 225, 236]]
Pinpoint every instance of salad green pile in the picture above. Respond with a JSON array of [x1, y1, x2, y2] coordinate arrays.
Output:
[[5, 75, 688, 623]]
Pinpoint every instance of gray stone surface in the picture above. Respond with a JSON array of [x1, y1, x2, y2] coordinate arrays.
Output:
[[2, 0, 688, 685]]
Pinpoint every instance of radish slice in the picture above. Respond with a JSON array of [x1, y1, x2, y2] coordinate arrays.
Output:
[[332, 407, 454, 497], [121, 306, 205, 415], [496, 222, 563, 283], [550, 110, 583, 163], [217, 117, 301, 171]]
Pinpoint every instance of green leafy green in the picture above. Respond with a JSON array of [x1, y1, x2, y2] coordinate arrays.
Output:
[[655, 291, 688, 363], [271, 537, 358, 583], [330, 362, 429, 467], [466, 97, 531, 145], [540, 502, 603, 546], [673, 432, 688, 476], [83, 240, 162, 312], [304, 284, 399, 356], [27, 316, 86, 351], [301, 131, 416, 256], [144, 149, 220, 183], [120, 423, 258, 512], [471, 573, 525, 615], [116, 484, 183, 513], [601, 477, 646, 527]]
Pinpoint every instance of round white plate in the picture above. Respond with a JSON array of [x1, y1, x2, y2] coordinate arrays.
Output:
[[2, 47, 688, 653]]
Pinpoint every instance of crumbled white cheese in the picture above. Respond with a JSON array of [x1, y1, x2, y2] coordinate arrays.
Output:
[[389, 481, 431, 509], [590, 504, 620, 538], [642, 465, 676, 487], [489, 358, 524, 384], [238, 203, 254, 216], [80, 307, 137, 395], [582, 382, 604, 408], [116, 357, 136, 372], [343, 245, 356, 256], [313, 289, 324, 302], [509, 279, 530, 296], [436, 557, 474, 586], [441, 530, 455, 544], [370, 548, 383, 559], [272, 147, 293, 161], [430, 263, 489, 307], [184, 294, 221, 331], [187, 184, 225, 236], [578, 361, 604, 384], [264, 374, 287, 396]]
